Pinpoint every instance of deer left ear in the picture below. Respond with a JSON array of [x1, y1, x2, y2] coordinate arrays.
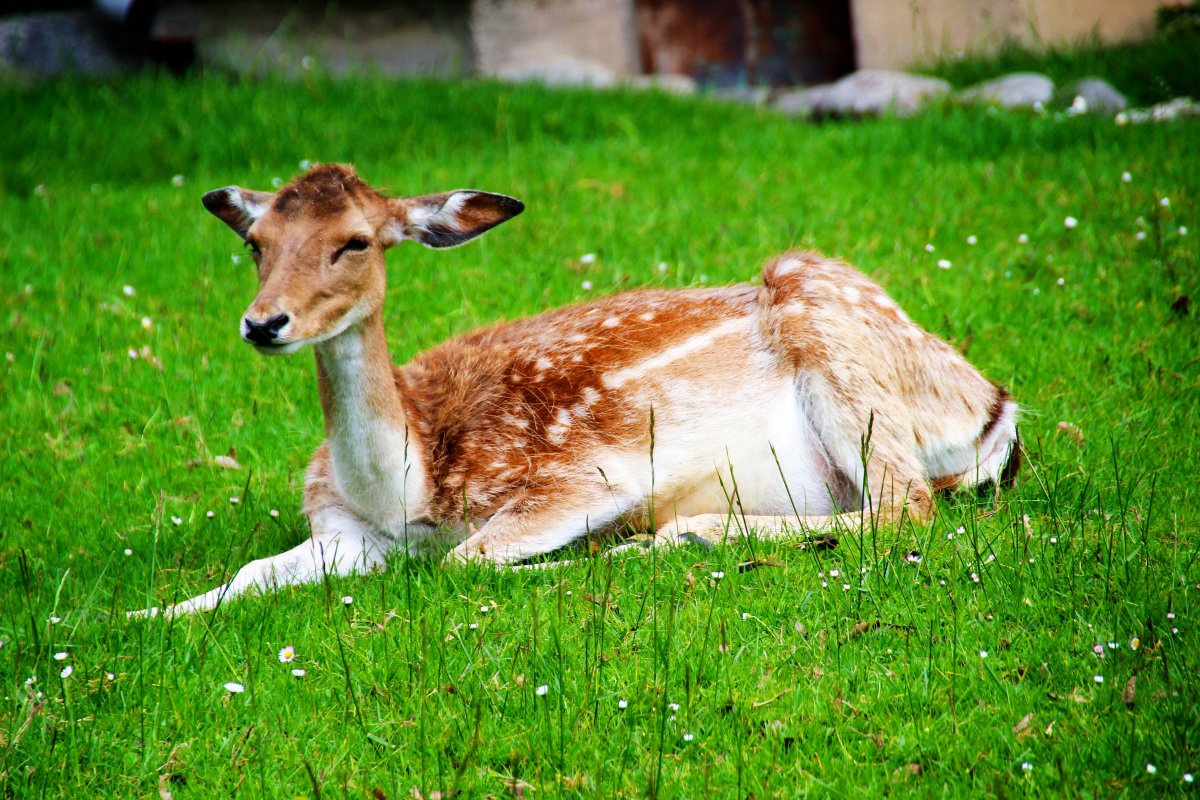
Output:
[[202, 187, 276, 240], [388, 191, 524, 249]]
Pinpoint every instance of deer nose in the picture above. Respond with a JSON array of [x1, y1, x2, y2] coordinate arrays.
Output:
[[243, 313, 290, 345]]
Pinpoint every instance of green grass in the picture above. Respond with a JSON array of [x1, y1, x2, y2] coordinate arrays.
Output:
[[0, 71, 1197, 798], [920, 23, 1200, 105]]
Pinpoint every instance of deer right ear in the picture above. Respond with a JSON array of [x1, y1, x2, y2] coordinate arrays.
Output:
[[201, 187, 275, 240]]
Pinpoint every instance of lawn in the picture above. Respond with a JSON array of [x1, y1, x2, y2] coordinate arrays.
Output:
[[0, 68, 1197, 798]]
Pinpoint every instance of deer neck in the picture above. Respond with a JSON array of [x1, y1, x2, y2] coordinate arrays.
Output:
[[313, 310, 427, 526]]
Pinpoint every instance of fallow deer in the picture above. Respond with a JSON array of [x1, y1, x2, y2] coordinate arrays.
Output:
[[133, 164, 1018, 618]]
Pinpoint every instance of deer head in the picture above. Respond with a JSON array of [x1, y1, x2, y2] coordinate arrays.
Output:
[[201, 164, 523, 355]]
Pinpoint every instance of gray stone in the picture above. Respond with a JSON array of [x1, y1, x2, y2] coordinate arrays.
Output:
[[495, 56, 616, 87], [1116, 97, 1200, 125], [959, 72, 1054, 109], [624, 73, 697, 95], [1059, 77, 1128, 113], [770, 88, 813, 117], [802, 70, 951, 117]]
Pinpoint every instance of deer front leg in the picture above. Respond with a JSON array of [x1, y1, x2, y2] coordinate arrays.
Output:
[[446, 487, 634, 566], [128, 505, 396, 619]]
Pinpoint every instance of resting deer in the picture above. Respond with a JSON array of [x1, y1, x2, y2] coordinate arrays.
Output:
[[133, 164, 1019, 618]]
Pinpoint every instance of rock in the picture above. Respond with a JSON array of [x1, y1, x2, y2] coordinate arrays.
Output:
[[958, 72, 1054, 109], [495, 56, 616, 87], [801, 70, 951, 117], [1116, 97, 1200, 125], [770, 87, 812, 117], [624, 73, 697, 95], [1058, 77, 1127, 113]]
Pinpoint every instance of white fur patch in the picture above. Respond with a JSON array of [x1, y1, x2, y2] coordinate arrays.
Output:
[[601, 316, 748, 391]]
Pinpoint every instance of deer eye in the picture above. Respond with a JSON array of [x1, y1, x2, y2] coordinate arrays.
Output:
[[333, 237, 370, 263]]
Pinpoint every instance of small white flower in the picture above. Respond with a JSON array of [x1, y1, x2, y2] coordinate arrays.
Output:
[[668, 702, 680, 711], [1032, 100, 1045, 113], [229, 497, 240, 504], [1160, 197, 1170, 208], [581, 280, 593, 291], [124, 548, 133, 556], [1064, 216, 1078, 229], [122, 285, 136, 297], [906, 552, 922, 563], [970, 572, 980, 583], [106, 672, 115, 680], [1107, 641, 1118, 649], [682, 733, 695, 742], [937, 259, 952, 269], [271, 177, 283, 188], [1168, 611, 1176, 620], [171, 516, 182, 526], [967, 235, 977, 245], [53, 652, 68, 661], [1021, 762, 1033, 772], [291, 668, 306, 677], [698, 274, 708, 284], [128, 348, 139, 360], [828, 569, 840, 577], [269, 509, 279, 518], [1180, 226, 1188, 236], [171, 174, 185, 187], [1018, 234, 1029, 244], [1093, 675, 1104, 684], [1057, 277, 1065, 286], [299, 159, 313, 170], [224, 681, 245, 693], [956, 526, 966, 535], [925, 244, 935, 253], [141, 316, 153, 330], [341, 595, 353, 606], [1122, 171, 1132, 183], [979, 650, 988, 658], [985, 554, 996, 565], [1184, 773, 1194, 783], [468, 622, 478, 630], [1136, 231, 1147, 241], [1049, 537, 1057, 544], [860, 567, 867, 574], [480, 605, 490, 613], [741, 612, 750, 620], [60, 665, 73, 679], [657, 262, 669, 273], [710, 571, 724, 580], [842, 583, 851, 591], [24, 676, 36, 685], [536, 684, 549, 696], [1147, 764, 1157, 775], [1070, 95, 1088, 114], [206, 510, 214, 519], [579, 253, 596, 265], [231, 254, 241, 265], [49, 616, 62, 624], [821, 580, 828, 588], [618, 699, 628, 709], [1130, 637, 1140, 650], [1032, 288, 1040, 296], [278, 645, 296, 663]]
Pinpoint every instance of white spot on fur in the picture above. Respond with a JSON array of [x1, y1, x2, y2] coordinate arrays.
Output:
[[602, 317, 620, 328], [842, 286, 860, 304], [568, 333, 588, 344], [581, 387, 601, 406], [640, 312, 654, 322], [535, 357, 552, 371], [774, 258, 804, 276]]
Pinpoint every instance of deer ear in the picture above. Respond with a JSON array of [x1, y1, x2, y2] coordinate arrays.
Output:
[[389, 191, 524, 249], [201, 187, 275, 240]]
